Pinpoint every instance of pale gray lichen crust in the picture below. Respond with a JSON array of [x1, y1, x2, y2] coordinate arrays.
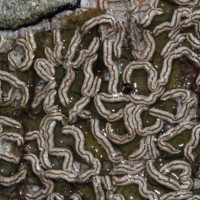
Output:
[[0, 0, 78, 29]]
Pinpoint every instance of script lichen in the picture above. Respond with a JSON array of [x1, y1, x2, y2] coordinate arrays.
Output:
[[0, 0, 200, 199]]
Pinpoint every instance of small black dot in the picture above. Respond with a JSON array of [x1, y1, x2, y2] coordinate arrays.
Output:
[[122, 83, 133, 95]]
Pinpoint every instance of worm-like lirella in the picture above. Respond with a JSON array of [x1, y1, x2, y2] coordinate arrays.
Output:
[[0, 70, 29, 107], [59, 31, 100, 108], [122, 60, 165, 104], [105, 103, 136, 144], [173, 11, 200, 39], [47, 193, 64, 200], [159, 160, 193, 190], [146, 160, 180, 190], [128, 135, 159, 160], [68, 96, 91, 123], [94, 92, 130, 122], [45, 169, 78, 183], [149, 89, 198, 124], [146, 135, 160, 159], [153, 7, 192, 36], [91, 119, 124, 162], [0, 115, 21, 128], [61, 125, 99, 165], [58, 66, 75, 107], [112, 175, 159, 200], [0, 87, 18, 107], [69, 193, 82, 200], [25, 112, 66, 169], [167, 0, 200, 6], [160, 191, 193, 200], [184, 124, 200, 162], [146, 159, 193, 190], [26, 113, 101, 183], [64, 28, 83, 61], [61, 125, 102, 182], [159, 47, 200, 87], [102, 175, 125, 200], [8, 30, 36, 71], [81, 54, 101, 98], [80, 14, 117, 35], [34, 59, 55, 81], [24, 154, 54, 200], [128, 0, 163, 28], [122, 61, 160, 91], [0, 117, 26, 186], [157, 121, 196, 154], [128, 137, 148, 160], [92, 176, 106, 200], [154, 7, 200, 39], [110, 161, 145, 175], [132, 104, 164, 137], [32, 58, 56, 108], [43, 90, 58, 114], [113, 21, 126, 58], [139, 7, 163, 27], [188, 195, 200, 200], [0, 0, 200, 198], [71, 37, 100, 69], [161, 34, 186, 58], [44, 30, 63, 66], [103, 39, 119, 94], [186, 33, 200, 49], [129, 86, 165, 105], [0, 132, 24, 163], [0, 169, 27, 187]]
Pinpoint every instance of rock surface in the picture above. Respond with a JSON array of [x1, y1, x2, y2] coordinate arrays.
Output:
[[0, 0, 78, 29]]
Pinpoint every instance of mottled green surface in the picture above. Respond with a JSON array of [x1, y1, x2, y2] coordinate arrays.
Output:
[[0, 1, 200, 199]]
